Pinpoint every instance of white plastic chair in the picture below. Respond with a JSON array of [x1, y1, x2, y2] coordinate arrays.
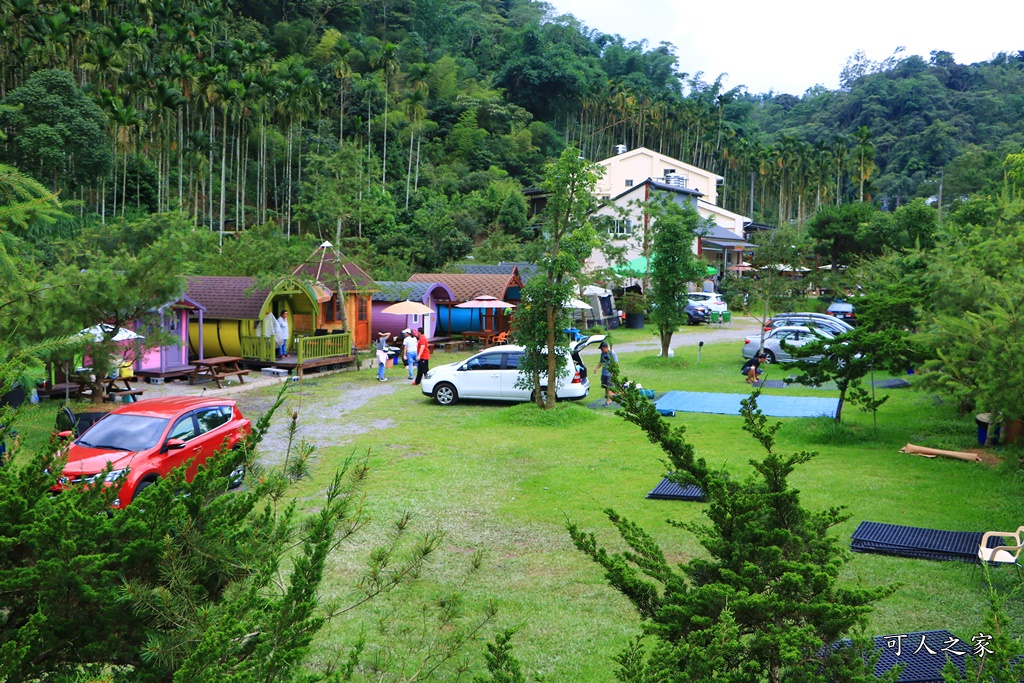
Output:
[[977, 527, 1024, 582]]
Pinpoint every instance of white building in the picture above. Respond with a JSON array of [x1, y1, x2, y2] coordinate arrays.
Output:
[[586, 147, 754, 280]]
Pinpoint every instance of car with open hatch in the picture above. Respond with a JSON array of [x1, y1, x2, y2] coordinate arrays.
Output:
[[421, 335, 606, 405], [53, 396, 251, 508]]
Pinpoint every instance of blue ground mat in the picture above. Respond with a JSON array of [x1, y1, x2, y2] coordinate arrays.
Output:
[[850, 521, 1001, 564], [654, 391, 839, 418], [646, 477, 705, 501]]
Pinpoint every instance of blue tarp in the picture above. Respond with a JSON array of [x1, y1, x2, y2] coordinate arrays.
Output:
[[654, 390, 839, 418]]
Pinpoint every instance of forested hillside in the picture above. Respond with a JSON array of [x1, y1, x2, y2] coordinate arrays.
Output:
[[1, 0, 1023, 276]]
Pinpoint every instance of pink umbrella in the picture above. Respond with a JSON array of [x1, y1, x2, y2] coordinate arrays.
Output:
[[455, 295, 516, 334]]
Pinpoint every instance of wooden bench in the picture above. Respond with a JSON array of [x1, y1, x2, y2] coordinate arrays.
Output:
[[38, 382, 83, 399], [210, 369, 249, 388], [439, 340, 466, 352]]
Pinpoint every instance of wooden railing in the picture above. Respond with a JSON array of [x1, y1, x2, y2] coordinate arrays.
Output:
[[241, 335, 275, 362], [297, 332, 352, 363]]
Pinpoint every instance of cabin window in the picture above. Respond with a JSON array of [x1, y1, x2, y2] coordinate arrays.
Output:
[[413, 314, 420, 324], [357, 297, 367, 321], [325, 295, 342, 323], [609, 218, 633, 238]]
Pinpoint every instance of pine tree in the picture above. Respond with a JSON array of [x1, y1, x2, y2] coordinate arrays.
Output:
[[568, 381, 896, 683]]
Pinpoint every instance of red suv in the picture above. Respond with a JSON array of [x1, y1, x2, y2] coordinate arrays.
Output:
[[55, 396, 252, 508]]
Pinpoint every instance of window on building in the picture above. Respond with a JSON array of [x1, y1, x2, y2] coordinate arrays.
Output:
[[608, 218, 633, 238], [664, 168, 675, 176], [357, 297, 367, 321], [624, 179, 633, 187]]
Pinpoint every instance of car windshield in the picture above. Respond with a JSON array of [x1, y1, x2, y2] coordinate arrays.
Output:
[[76, 414, 170, 452], [689, 294, 710, 301]]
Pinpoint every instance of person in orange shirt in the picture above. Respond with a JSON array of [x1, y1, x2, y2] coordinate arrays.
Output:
[[413, 329, 431, 385]]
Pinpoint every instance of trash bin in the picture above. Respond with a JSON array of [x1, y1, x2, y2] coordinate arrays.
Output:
[[976, 413, 1001, 445]]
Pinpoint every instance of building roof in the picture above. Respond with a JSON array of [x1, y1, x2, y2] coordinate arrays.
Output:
[[608, 178, 704, 204], [452, 264, 516, 275], [407, 273, 521, 302], [372, 281, 454, 303], [292, 243, 377, 291], [186, 276, 269, 320], [598, 146, 725, 182], [499, 262, 540, 283]]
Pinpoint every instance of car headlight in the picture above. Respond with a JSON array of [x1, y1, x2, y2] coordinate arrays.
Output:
[[85, 468, 130, 484], [425, 369, 436, 379]]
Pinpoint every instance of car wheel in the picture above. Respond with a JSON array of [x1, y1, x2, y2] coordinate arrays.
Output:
[[434, 382, 458, 406], [763, 350, 777, 364], [133, 477, 157, 501]]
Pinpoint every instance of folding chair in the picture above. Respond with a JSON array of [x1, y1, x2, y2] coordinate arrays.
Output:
[[709, 310, 720, 326], [722, 310, 732, 327]]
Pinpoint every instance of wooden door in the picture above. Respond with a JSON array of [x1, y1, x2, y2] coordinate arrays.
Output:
[[355, 295, 370, 348]]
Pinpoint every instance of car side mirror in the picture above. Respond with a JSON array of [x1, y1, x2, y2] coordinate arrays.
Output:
[[57, 430, 74, 439], [165, 438, 187, 451]]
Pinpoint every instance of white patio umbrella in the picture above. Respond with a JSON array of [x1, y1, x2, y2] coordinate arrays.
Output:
[[76, 324, 145, 342], [381, 300, 434, 336], [564, 297, 592, 310]]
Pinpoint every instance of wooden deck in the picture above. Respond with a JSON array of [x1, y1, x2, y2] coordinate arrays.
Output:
[[134, 365, 197, 380], [243, 354, 357, 377]]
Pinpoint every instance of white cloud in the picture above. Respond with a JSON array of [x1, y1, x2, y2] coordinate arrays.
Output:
[[549, 0, 1023, 95]]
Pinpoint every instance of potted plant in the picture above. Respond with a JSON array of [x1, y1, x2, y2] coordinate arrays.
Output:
[[621, 291, 646, 329]]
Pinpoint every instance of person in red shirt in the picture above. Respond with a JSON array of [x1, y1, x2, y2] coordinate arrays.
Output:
[[413, 329, 431, 385]]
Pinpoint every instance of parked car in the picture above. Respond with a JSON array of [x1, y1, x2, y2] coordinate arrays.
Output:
[[765, 312, 854, 337], [421, 335, 607, 405], [53, 396, 251, 508], [826, 301, 857, 325], [685, 301, 711, 325], [741, 326, 835, 364], [687, 292, 728, 313]]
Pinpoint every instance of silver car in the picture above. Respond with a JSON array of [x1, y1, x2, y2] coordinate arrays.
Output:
[[742, 326, 835, 364]]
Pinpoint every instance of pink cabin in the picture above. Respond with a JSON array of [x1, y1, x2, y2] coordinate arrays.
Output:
[[133, 296, 206, 380]]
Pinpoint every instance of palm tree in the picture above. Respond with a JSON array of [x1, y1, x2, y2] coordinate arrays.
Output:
[[401, 86, 428, 208], [852, 126, 875, 203], [370, 42, 400, 188]]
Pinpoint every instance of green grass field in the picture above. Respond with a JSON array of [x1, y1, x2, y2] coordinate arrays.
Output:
[[11, 339, 1024, 680]]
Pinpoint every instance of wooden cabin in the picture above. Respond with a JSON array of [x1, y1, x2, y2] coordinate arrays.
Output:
[[290, 242, 378, 349]]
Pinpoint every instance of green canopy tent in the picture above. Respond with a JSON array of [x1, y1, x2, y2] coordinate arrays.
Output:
[[615, 255, 717, 278]]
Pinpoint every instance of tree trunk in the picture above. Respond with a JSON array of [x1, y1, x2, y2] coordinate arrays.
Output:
[[545, 302, 557, 410], [835, 386, 846, 422], [219, 108, 227, 248]]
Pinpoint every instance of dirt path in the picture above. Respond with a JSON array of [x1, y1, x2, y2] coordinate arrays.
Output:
[[233, 379, 400, 466]]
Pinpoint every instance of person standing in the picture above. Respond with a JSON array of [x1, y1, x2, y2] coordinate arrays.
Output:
[[375, 331, 390, 381], [402, 329, 417, 381], [596, 341, 618, 406], [275, 311, 289, 358], [413, 329, 431, 385]]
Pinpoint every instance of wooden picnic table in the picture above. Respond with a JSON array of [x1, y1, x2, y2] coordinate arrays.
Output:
[[190, 356, 250, 389], [459, 331, 495, 347], [102, 375, 145, 402]]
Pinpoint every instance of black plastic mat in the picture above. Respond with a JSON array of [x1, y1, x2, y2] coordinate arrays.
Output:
[[873, 378, 912, 389], [646, 477, 706, 501], [850, 521, 1001, 564]]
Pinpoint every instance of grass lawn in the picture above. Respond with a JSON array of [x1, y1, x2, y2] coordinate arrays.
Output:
[[10, 341, 1024, 680]]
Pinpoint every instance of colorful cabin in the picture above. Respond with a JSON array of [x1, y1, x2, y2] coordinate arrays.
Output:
[[371, 281, 454, 339], [290, 242, 378, 349], [407, 272, 522, 335], [133, 295, 206, 380]]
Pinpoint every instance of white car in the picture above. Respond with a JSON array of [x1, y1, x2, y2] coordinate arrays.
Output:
[[687, 292, 728, 313], [421, 335, 607, 405]]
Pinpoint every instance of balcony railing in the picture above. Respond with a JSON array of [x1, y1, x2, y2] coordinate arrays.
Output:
[[241, 335, 275, 362], [297, 332, 352, 363]]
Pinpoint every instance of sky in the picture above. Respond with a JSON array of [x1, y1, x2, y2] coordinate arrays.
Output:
[[547, 0, 1023, 95]]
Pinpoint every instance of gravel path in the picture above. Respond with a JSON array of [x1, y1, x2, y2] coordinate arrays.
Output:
[[233, 379, 400, 466]]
